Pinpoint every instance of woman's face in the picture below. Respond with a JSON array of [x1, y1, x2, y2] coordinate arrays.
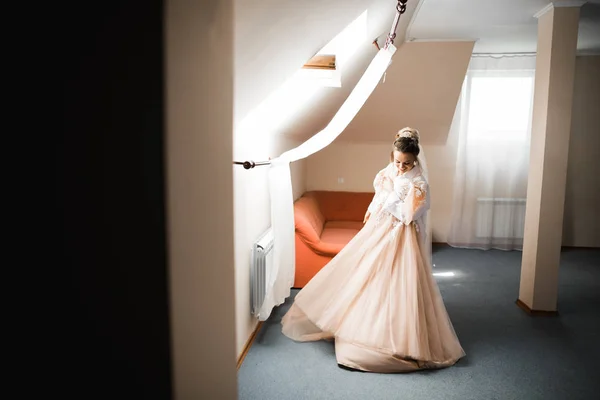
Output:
[[393, 150, 416, 174]]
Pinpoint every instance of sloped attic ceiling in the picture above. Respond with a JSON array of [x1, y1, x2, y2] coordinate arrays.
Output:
[[342, 41, 474, 144], [234, 0, 421, 126], [274, 39, 474, 145], [234, 0, 473, 147], [235, 0, 597, 147]]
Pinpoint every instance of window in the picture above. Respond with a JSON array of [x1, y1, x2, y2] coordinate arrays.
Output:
[[298, 54, 341, 87], [464, 71, 535, 143], [296, 10, 368, 88]]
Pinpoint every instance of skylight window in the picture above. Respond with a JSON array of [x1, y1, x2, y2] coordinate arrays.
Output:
[[296, 10, 368, 88], [236, 10, 370, 139]]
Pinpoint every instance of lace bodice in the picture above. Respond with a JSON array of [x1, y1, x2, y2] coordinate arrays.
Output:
[[384, 170, 429, 224], [367, 164, 430, 242]]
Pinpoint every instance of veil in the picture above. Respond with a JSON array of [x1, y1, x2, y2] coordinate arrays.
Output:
[[417, 144, 433, 266], [394, 126, 433, 267], [396, 127, 433, 266]]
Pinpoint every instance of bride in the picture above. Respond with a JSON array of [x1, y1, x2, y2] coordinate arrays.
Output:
[[281, 127, 465, 372]]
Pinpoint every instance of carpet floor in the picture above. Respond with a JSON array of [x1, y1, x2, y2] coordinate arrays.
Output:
[[238, 247, 600, 400]]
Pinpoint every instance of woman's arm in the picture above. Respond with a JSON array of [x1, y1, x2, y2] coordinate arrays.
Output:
[[366, 166, 391, 214], [384, 177, 430, 225], [408, 179, 430, 222]]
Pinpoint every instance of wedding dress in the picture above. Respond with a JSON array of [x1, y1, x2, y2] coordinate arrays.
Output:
[[281, 162, 465, 372]]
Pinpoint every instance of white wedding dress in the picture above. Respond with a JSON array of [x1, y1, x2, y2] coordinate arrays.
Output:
[[281, 163, 466, 372]]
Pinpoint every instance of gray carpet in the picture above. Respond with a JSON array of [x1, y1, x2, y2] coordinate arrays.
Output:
[[238, 247, 600, 400]]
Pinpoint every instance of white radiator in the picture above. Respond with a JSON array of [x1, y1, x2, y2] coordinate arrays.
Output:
[[475, 198, 526, 239], [250, 227, 275, 318]]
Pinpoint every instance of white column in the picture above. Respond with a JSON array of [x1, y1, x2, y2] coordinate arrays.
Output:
[[519, 2, 583, 314]]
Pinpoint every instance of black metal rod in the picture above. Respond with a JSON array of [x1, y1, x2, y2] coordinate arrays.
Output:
[[233, 160, 271, 169], [384, 0, 408, 49], [235, 3, 409, 172]]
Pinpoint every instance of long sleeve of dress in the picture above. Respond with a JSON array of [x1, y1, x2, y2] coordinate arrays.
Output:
[[367, 165, 394, 214], [384, 176, 430, 225]]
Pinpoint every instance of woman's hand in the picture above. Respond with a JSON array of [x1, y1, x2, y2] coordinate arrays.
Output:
[[363, 210, 371, 224]]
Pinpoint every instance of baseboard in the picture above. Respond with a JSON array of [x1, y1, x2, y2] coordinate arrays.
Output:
[[515, 299, 559, 316], [237, 321, 263, 370], [561, 245, 599, 250], [431, 243, 597, 251]]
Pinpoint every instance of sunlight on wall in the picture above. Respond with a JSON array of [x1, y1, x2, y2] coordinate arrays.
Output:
[[318, 10, 368, 69], [296, 68, 342, 88], [236, 74, 320, 146], [236, 10, 368, 149], [295, 10, 369, 88]]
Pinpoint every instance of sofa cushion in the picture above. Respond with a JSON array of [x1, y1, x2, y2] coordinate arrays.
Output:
[[305, 191, 374, 222], [294, 196, 325, 247], [320, 222, 362, 247], [324, 221, 365, 230], [297, 221, 362, 257]]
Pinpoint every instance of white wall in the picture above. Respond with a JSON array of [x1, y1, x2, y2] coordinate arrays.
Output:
[[235, 0, 379, 125], [234, 0, 421, 137], [166, 0, 237, 398], [231, 0, 419, 356], [307, 141, 388, 193], [233, 135, 306, 356], [232, 0, 371, 356]]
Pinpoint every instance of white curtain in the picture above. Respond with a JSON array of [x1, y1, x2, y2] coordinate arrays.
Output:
[[256, 46, 396, 320], [447, 55, 536, 251]]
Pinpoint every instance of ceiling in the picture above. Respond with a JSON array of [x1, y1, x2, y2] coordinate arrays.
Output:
[[408, 0, 600, 54], [234, 0, 412, 125], [342, 41, 473, 144], [234, 0, 599, 145]]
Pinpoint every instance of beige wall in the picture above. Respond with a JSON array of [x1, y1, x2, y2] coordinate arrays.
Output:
[[342, 41, 474, 144], [306, 133, 459, 243], [306, 41, 469, 243], [166, 0, 237, 398], [563, 55, 600, 247], [307, 142, 390, 193], [520, 5, 581, 311], [234, 136, 305, 356], [307, 55, 599, 248]]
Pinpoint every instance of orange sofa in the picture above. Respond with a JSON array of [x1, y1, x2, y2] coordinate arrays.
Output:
[[293, 190, 374, 288]]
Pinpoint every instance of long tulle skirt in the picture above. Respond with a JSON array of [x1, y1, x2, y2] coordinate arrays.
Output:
[[281, 212, 465, 372]]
